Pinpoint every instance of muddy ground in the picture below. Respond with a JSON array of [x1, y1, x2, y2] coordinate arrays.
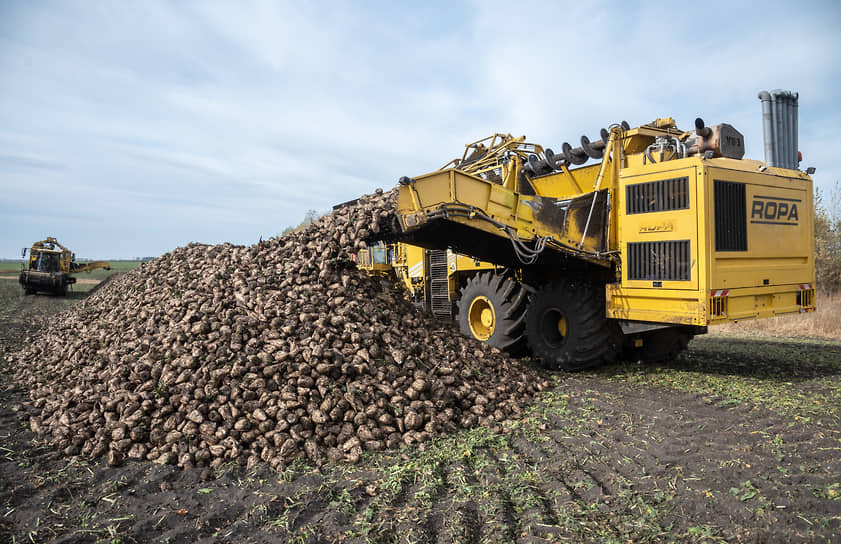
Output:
[[1, 280, 839, 543]]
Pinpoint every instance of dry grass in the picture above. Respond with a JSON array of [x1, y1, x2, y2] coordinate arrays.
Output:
[[712, 290, 841, 339]]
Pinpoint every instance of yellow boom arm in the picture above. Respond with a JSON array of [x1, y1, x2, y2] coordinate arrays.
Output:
[[71, 261, 111, 274]]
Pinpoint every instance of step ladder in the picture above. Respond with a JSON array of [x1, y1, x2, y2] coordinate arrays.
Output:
[[427, 249, 451, 319]]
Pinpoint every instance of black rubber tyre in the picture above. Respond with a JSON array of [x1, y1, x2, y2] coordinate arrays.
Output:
[[625, 328, 692, 363], [524, 281, 620, 371], [456, 272, 528, 354]]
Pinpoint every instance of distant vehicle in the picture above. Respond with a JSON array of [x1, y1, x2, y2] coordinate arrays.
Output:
[[19, 237, 110, 296]]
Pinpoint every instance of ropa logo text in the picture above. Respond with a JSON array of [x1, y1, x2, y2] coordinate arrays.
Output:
[[750, 196, 800, 225]]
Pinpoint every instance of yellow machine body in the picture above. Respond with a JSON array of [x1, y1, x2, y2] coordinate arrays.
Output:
[[394, 120, 816, 329], [609, 157, 814, 326]]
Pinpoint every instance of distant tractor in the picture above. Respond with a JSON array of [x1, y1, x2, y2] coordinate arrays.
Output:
[[19, 237, 111, 296]]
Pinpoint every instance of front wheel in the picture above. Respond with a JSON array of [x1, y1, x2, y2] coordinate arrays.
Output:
[[524, 281, 620, 371], [456, 272, 528, 354]]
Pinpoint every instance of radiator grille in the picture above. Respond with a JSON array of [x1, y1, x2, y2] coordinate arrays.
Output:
[[626, 177, 689, 214], [627, 240, 691, 281], [714, 180, 747, 251]]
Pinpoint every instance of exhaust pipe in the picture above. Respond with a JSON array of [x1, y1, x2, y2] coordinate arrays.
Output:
[[758, 91, 774, 166], [793, 94, 799, 168], [759, 89, 799, 169]]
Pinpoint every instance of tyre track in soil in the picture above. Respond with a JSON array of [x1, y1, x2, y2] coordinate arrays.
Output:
[[510, 412, 651, 542], [434, 460, 479, 544], [550, 376, 841, 541], [504, 435, 571, 536]]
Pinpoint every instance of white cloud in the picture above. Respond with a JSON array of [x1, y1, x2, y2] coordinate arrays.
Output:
[[1, 0, 840, 258]]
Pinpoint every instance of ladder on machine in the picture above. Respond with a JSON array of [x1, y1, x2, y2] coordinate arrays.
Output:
[[426, 249, 451, 319]]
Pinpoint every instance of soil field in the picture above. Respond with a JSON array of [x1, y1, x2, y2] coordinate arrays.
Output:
[[1, 281, 839, 543]]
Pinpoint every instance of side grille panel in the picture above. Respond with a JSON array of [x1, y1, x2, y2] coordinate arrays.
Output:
[[714, 180, 747, 251], [626, 177, 689, 214], [627, 240, 692, 281]]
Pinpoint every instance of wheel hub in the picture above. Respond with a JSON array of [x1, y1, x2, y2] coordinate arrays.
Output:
[[540, 307, 568, 348], [557, 314, 568, 337], [468, 296, 495, 341]]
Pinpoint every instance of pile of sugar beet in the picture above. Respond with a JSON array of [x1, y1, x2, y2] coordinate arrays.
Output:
[[10, 188, 549, 471]]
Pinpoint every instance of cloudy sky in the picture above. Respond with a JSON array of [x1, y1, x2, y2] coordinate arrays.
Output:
[[1, 1, 840, 259]]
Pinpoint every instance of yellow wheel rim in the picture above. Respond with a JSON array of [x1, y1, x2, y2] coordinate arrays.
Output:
[[468, 295, 495, 341], [557, 314, 568, 337], [540, 308, 568, 348]]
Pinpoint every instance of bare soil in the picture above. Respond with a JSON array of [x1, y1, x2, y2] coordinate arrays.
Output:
[[1, 282, 839, 543]]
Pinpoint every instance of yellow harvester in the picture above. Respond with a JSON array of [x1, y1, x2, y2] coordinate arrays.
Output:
[[19, 237, 111, 296], [371, 90, 815, 369]]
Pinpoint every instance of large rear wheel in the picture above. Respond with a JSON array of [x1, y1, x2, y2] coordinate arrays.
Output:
[[525, 281, 620, 371], [456, 272, 528, 354]]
